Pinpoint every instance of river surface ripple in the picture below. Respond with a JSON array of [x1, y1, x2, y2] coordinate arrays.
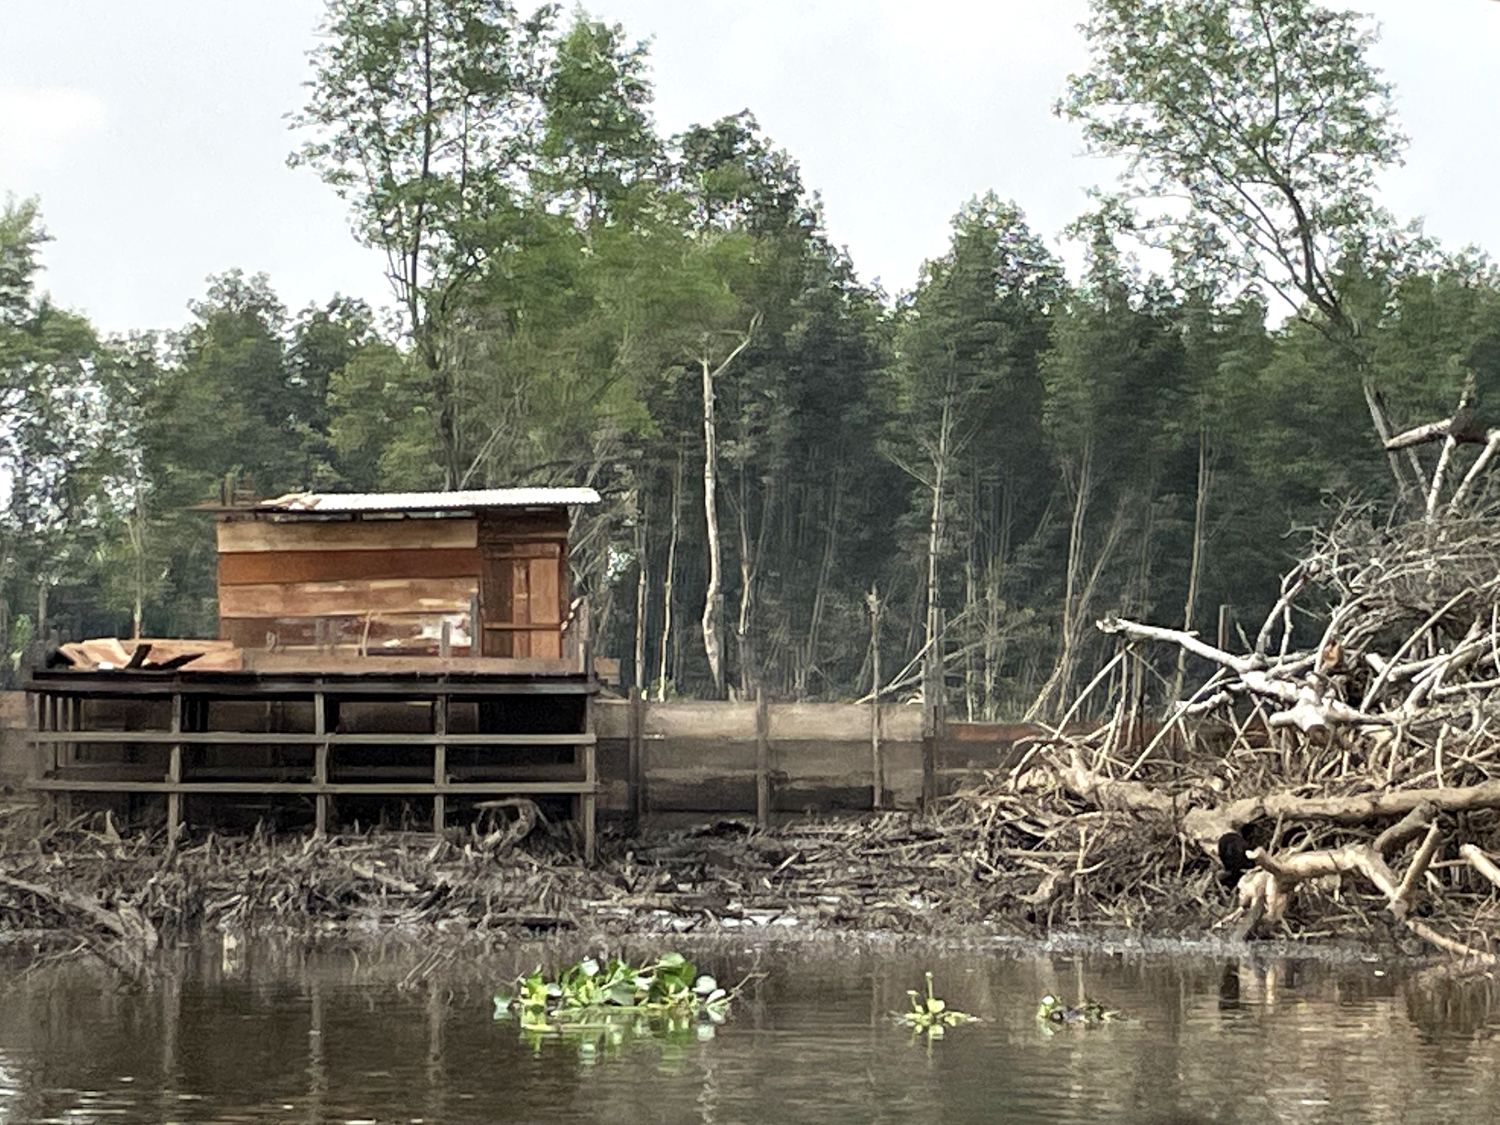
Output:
[[0, 938, 1496, 1124]]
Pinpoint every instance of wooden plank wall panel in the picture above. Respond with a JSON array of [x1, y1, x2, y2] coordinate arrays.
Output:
[[220, 577, 479, 619], [218, 547, 481, 586], [529, 557, 561, 624], [221, 614, 473, 655], [478, 509, 568, 542], [217, 518, 478, 554]]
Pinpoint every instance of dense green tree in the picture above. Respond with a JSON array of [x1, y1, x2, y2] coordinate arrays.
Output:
[[1060, 0, 1416, 498], [535, 15, 660, 222], [292, 0, 558, 487], [0, 199, 121, 667], [888, 195, 1063, 716], [1027, 214, 1190, 719], [16, 0, 1500, 730]]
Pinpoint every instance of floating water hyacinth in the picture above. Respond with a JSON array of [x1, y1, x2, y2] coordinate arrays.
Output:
[[493, 953, 736, 1060], [894, 971, 979, 1040]]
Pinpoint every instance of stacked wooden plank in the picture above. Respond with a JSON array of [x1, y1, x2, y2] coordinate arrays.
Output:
[[215, 517, 482, 657], [54, 638, 242, 672]]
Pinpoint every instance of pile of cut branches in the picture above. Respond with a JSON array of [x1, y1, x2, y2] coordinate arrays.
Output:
[[1002, 401, 1500, 960]]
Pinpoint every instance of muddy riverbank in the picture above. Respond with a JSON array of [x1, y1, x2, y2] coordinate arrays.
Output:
[[2, 758, 1487, 977]]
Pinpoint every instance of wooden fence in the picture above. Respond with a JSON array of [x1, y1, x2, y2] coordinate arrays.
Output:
[[592, 699, 1054, 825], [1, 690, 1089, 829]]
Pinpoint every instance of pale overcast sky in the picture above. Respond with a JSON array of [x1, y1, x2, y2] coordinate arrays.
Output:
[[1, 0, 1497, 335]]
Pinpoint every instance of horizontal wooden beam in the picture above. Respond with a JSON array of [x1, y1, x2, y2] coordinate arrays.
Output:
[[23, 672, 597, 698], [29, 731, 595, 746], [218, 518, 478, 554], [26, 779, 597, 796], [218, 547, 481, 586], [38, 764, 588, 782]]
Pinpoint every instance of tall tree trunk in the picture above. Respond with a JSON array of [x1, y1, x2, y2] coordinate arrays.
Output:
[[129, 485, 146, 641], [697, 318, 759, 700], [867, 583, 883, 809], [0, 565, 9, 689], [1133, 476, 1158, 618], [413, 3, 460, 490], [1170, 428, 1212, 702], [801, 469, 842, 698], [735, 467, 754, 700], [963, 472, 980, 722], [633, 490, 648, 698], [701, 353, 726, 698], [983, 481, 1014, 721], [1026, 437, 1095, 722], [656, 453, 682, 702], [1361, 379, 1419, 507], [924, 388, 954, 675]]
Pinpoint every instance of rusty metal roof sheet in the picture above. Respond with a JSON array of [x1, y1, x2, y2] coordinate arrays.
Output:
[[247, 488, 601, 514]]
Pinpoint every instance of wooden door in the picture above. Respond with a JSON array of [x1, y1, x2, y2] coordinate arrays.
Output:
[[481, 542, 564, 657]]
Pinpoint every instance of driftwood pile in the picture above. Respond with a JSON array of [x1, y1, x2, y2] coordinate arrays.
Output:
[[998, 486, 1500, 961], [0, 804, 1078, 977]]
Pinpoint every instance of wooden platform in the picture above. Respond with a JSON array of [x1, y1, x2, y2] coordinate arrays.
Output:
[[23, 666, 599, 860]]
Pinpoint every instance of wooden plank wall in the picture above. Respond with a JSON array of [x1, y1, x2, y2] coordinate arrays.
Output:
[[592, 700, 928, 819], [217, 517, 483, 656], [591, 704, 1101, 823]]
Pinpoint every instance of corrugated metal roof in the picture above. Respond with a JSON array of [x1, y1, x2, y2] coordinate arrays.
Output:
[[249, 488, 601, 514]]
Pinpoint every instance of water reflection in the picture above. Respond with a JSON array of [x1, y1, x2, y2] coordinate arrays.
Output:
[[0, 941, 1498, 1123]]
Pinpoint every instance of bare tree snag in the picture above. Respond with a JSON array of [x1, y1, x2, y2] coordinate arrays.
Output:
[[698, 314, 760, 698]]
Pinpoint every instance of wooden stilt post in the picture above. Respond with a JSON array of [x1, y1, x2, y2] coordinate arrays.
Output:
[[628, 692, 645, 829], [755, 689, 771, 830], [581, 688, 597, 863], [34, 691, 55, 823], [433, 687, 448, 835], [61, 695, 77, 824], [167, 689, 183, 845], [313, 690, 329, 837], [921, 609, 945, 813]]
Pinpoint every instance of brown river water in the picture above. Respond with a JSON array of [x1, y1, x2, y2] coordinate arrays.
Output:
[[0, 936, 1497, 1124]]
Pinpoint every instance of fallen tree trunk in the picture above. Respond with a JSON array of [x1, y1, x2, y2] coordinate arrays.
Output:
[[1040, 754, 1500, 854], [1027, 752, 1500, 956]]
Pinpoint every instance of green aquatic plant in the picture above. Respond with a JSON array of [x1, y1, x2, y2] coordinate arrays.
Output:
[[1036, 993, 1122, 1026], [894, 971, 978, 1039], [494, 953, 735, 1060]]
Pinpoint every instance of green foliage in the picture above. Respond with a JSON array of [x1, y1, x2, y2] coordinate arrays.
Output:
[[1061, 0, 1406, 326], [535, 14, 660, 220], [493, 953, 734, 1060], [291, 0, 561, 486], [894, 972, 978, 1040], [0, 197, 126, 660]]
